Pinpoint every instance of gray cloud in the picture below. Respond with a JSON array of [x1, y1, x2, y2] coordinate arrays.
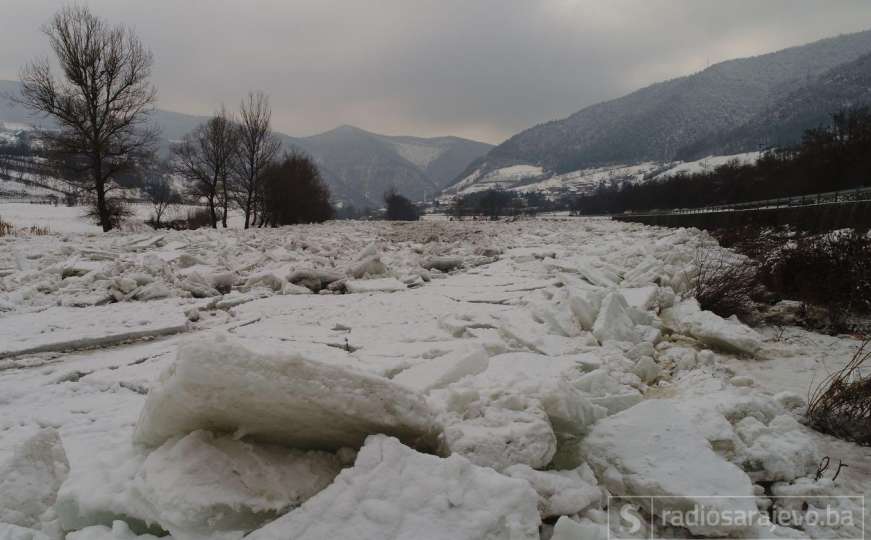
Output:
[[2, 0, 870, 143]]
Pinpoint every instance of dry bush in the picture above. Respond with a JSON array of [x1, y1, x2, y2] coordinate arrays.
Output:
[[0, 216, 12, 237], [185, 207, 221, 230], [0, 218, 50, 237], [759, 231, 871, 332], [713, 225, 790, 262], [85, 198, 133, 230], [22, 225, 50, 236], [807, 341, 871, 445], [692, 249, 762, 320]]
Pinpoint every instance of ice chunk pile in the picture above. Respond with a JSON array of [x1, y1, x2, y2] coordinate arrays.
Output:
[[247, 435, 541, 540], [582, 400, 759, 537], [57, 333, 445, 540], [432, 352, 610, 470], [0, 219, 843, 539], [0, 222, 512, 324], [670, 372, 821, 483], [56, 432, 345, 540]]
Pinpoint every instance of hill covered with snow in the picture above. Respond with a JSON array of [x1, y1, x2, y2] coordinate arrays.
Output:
[[451, 29, 871, 194], [678, 50, 871, 159]]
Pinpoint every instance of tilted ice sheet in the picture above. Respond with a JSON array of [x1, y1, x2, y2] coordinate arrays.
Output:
[[133, 334, 441, 451]]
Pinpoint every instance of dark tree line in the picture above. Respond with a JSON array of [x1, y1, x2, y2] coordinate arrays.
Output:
[[573, 109, 871, 215], [384, 188, 420, 221], [259, 153, 334, 226], [451, 189, 564, 219]]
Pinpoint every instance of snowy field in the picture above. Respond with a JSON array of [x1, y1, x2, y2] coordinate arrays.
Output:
[[445, 152, 763, 199], [0, 217, 868, 540], [0, 202, 246, 234]]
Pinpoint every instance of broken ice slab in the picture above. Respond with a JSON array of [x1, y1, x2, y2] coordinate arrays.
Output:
[[0, 300, 189, 359], [133, 334, 441, 452]]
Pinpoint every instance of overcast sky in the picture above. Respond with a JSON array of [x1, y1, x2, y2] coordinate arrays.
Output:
[[2, 1, 870, 144]]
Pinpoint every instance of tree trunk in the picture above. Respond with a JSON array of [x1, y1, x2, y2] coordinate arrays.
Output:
[[243, 193, 252, 229], [208, 196, 218, 228], [221, 178, 229, 228], [95, 157, 111, 232]]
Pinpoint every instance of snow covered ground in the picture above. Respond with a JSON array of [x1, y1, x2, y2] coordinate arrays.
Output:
[[445, 152, 763, 199], [0, 217, 867, 540], [0, 202, 244, 235]]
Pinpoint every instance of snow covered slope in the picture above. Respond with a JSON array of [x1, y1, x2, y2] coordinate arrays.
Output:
[[451, 29, 871, 191], [680, 50, 871, 159], [448, 152, 762, 198]]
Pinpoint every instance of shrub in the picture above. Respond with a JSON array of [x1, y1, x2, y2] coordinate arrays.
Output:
[[692, 249, 762, 321], [758, 230, 871, 331], [807, 341, 871, 445], [384, 188, 419, 221], [0, 218, 50, 237], [259, 153, 333, 226], [85, 197, 133, 230], [185, 207, 221, 230], [0, 216, 13, 237]]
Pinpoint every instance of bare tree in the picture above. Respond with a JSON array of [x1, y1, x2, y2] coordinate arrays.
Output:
[[173, 109, 238, 228], [17, 5, 157, 231], [233, 92, 281, 229]]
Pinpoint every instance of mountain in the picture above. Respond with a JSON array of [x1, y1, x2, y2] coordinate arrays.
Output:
[[0, 80, 491, 207], [453, 29, 871, 189], [282, 126, 491, 207], [677, 51, 871, 159]]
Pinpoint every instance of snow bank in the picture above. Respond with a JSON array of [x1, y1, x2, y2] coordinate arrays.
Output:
[[582, 400, 757, 537], [133, 334, 441, 451], [0, 429, 69, 530], [246, 435, 541, 540]]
